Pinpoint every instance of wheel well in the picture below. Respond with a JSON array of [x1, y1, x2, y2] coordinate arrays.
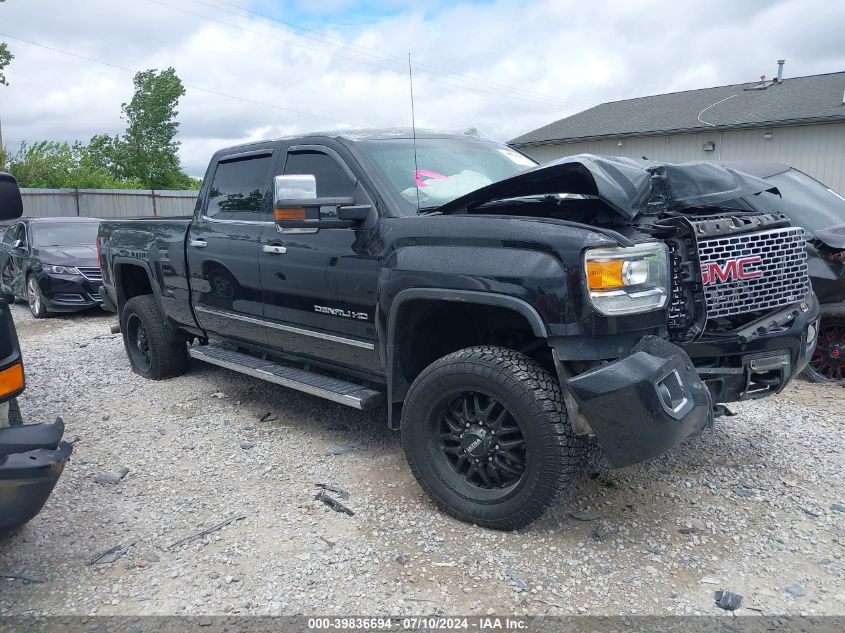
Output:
[[395, 299, 550, 388], [116, 264, 153, 308]]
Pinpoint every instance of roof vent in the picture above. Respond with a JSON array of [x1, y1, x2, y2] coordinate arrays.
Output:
[[777, 59, 786, 83]]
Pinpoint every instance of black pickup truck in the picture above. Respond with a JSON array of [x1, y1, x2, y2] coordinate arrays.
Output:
[[98, 129, 819, 529]]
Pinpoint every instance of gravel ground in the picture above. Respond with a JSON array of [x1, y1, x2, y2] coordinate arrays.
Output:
[[0, 303, 843, 617]]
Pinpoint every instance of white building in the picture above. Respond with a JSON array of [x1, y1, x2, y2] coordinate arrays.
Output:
[[510, 68, 845, 193]]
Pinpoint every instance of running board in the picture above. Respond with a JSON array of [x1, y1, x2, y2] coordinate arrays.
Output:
[[188, 345, 384, 410]]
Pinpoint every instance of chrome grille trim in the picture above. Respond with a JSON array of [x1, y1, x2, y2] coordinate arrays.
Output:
[[77, 266, 103, 282], [698, 227, 809, 319]]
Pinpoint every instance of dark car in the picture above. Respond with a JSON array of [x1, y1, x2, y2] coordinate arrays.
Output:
[[718, 163, 845, 382], [0, 174, 72, 536], [0, 217, 104, 318]]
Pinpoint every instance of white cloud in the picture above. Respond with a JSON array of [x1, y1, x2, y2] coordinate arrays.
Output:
[[0, 0, 843, 176]]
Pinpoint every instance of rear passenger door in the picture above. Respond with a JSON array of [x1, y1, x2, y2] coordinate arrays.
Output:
[[187, 148, 274, 347]]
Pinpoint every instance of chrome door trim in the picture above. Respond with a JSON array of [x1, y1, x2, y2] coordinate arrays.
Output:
[[201, 215, 275, 227], [194, 305, 375, 350]]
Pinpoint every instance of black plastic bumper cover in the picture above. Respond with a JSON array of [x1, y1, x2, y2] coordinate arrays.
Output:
[[0, 422, 72, 535], [568, 336, 713, 468], [0, 418, 64, 457]]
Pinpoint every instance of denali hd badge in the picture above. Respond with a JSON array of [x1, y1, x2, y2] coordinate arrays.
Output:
[[314, 305, 368, 320], [701, 256, 763, 285]]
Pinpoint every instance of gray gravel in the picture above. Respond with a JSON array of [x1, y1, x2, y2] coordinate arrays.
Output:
[[1, 304, 844, 616]]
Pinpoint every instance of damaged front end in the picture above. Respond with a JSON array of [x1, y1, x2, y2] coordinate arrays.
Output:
[[0, 422, 72, 536], [566, 336, 712, 468], [441, 154, 818, 467], [0, 298, 72, 536]]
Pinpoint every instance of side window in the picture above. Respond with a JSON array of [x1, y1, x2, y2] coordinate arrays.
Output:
[[283, 151, 356, 198], [206, 154, 273, 221]]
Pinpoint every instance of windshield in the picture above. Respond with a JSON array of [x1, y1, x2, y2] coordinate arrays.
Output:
[[358, 138, 537, 215], [31, 222, 100, 247], [749, 169, 845, 233]]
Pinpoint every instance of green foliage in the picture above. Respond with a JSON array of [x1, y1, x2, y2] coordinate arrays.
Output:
[[2, 66, 201, 189], [0, 41, 12, 86], [5, 141, 144, 189]]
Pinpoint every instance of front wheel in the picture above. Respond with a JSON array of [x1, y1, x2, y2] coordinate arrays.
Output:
[[401, 346, 577, 530], [27, 275, 49, 318], [120, 295, 187, 380]]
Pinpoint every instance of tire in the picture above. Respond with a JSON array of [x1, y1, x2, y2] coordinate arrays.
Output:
[[120, 295, 187, 380], [26, 274, 49, 319], [803, 302, 845, 383], [401, 346, 577, 530]]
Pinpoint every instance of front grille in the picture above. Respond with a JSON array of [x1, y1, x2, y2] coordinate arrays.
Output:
[[77, 266, 102, 282], [698, 227, 808, 319], [667, 241, 689, 328]]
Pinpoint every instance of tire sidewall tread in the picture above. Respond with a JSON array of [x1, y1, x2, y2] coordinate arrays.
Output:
[[401, 345, 577, 531], [120, 295, 187, 380]]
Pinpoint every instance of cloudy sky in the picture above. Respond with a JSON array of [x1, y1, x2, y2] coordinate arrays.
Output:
[[0, 0, 843, 176]]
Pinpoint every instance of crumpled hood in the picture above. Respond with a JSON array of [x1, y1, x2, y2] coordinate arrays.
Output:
[[436, 154, 779, 219], [814, 223, 845, 249], [32, 245, 98, 267]]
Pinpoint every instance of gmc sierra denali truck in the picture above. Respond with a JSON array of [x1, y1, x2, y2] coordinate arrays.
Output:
[[98, 129, 819, 530]]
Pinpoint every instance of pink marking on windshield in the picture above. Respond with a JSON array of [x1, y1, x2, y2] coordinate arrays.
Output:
[[415, 170, 449, 188]]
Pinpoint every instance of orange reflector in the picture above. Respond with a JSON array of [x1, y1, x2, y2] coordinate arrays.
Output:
[[0, 362, 24, 398], [274, 208, 306, 221], [586, 260, 625, 289]]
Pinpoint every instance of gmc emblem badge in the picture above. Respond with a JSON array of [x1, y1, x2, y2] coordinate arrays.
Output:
[[701, 256, 763, 285]]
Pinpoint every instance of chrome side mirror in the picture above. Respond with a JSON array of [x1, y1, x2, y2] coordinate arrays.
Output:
[[273, 174, 317, 205], [272, 174, 365, 231]]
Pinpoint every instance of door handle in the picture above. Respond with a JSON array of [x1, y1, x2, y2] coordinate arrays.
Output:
[[189, 239, 208, 248], [262, 245, 287, 255]]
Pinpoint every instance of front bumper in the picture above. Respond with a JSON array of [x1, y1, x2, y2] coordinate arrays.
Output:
[[565, 336, 713, 468], [0, 418, 72, 535], [36, 272, 103, 313], [683, 297, 820, 402]]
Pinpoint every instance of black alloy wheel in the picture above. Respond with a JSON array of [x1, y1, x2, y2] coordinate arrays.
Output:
[[125, 312, 152, 373], [120, 295, 188, 380], [438, 390, 526, 491], [401, 346, 577, 530]]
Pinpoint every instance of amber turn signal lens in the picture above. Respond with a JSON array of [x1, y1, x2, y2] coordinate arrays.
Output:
[[586, 260, 625, 289], [274, 208, 306, 221], [0, 362, 24, 398]]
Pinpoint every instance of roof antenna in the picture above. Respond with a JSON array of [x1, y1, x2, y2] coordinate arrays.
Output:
[[408, 51, 421, 213]]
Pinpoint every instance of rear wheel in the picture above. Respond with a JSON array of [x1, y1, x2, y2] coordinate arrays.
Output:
[[26, 275, 49, 318], [120, 295, 187, 380], [401, 346, 577, 530], [804, 303, 845, 383]]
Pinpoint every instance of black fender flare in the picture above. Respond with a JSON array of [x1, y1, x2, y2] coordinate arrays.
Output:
[[384, 288, 548, 429], [112, 257, 166, 316]]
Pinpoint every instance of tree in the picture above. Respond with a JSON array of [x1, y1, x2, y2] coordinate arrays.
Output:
[[106, 67, 197, 189], [0, 41, 12, 86]]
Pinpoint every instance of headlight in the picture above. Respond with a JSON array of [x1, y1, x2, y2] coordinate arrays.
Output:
[[584, 243, 669, 315], [42, 264, 81, 275]]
